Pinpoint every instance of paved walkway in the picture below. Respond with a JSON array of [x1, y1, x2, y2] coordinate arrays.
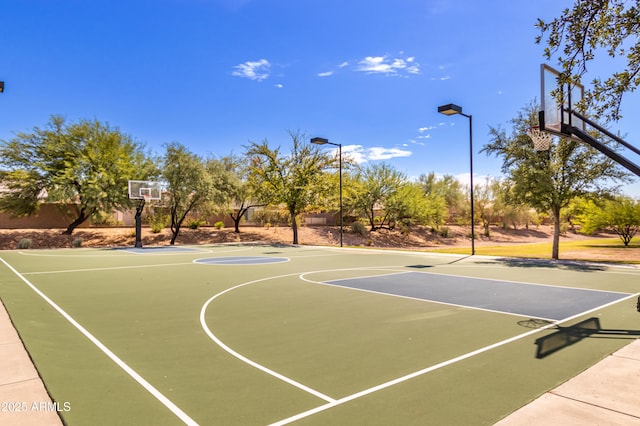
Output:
[[0, 301, 62, 426], [1, 297, 639, 425], [496, 338, 640, 425]]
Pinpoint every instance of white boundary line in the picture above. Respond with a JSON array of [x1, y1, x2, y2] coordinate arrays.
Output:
[[405, 269, 635, 295], [271, 292, 640, 425], [22, 262, 194, 275], [269, 324, 554, 425], [200, 265, 639, 425], [14, 245, 254, 258], [0, 256, 199, 426]]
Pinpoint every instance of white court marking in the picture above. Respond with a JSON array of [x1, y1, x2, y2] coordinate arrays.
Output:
[[0, 256, 198, 426], [201, 265, 640, 425]]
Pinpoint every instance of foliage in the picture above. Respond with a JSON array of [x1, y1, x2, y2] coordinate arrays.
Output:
[[162, 142, 219, 245], [17, 238, 32, 249], [579, 196, 640, 246], [536, 0, 640, 122], [244, 130, 331, 244], [482, 100, 629, 259], [437, 226, 451, 238], [350, 221, 368, 237], [252, 207, 289, 226], [419, 173, 465, 222], [188, 219, 206, 229], [0, 115, 157, 234], [349, 163, 406, 231], [207, 155, 265, 233], [385, 182, 447, 229], [149, 211, 169, 233], [214, 221, 224, 229]]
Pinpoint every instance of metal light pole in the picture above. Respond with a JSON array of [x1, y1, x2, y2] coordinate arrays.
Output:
[[311, 137, 343, 247], [437, 103, 475, 255]]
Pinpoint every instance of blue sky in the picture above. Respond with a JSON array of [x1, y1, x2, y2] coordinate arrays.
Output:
[[1, 0, 639, 196]]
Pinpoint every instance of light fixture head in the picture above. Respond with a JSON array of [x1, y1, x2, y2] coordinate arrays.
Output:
[[310, 137, 329, 145], [438, 103, 462, 115]]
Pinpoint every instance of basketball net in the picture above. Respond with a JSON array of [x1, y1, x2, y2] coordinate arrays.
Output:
[[526, 126, 552, 151]]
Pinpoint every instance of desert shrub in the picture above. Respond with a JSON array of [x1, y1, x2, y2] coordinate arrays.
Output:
[[72, 238, 83, 248], [253, 208, 288, 226], [351, 221, 368, 237], [214, 221, 224, 230], [17, 238, 32, 249], [149, 213, 169, 233], [438, 226, 451, 238], [188, 219, 206, 229]]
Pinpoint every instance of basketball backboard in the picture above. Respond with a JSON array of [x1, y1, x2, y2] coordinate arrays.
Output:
[[128, 180, 162, 200], [540, 64, 585, 137]]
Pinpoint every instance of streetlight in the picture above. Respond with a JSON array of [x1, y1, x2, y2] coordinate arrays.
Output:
[[437, 103, 475, 255], [311, 137, 343, 247]]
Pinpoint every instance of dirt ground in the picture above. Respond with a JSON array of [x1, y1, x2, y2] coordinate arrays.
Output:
[[1, 224, 638, 263]]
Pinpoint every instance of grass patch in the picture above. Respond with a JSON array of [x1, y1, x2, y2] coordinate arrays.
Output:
[[429, 237, 640, 263]]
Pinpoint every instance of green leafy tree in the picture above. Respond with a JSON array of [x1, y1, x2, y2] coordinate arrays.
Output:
[[162, 142, 218, 245], [491, 179, 533, 230], [483, 101, 629, 259], [206, 155, 265, 233], [0, 115, 156, 234], [245, 131, 331, 244], [536, 1, 640, 121], [350, 163, 406, 231], [385, 182, 447, 229], [579, 196, 640, 246], [419, 172, 465, 223]]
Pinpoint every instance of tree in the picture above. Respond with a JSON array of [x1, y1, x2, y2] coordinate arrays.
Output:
[[348, 163, 406, 231], [385, 182, 447, 229], [0, 115, 156, 234], [162, 142, 217, 245], [474, 177, 500, 237], [207, 155, 265, 233], [419, 172, 465, 223], [244, 131, 331, 244], [536, 1, 640, 121], [483, 101, 629, 259], [579, 196, 640, 246]]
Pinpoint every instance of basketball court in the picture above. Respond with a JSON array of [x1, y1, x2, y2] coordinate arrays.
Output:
[[1, 243, 638, 425]]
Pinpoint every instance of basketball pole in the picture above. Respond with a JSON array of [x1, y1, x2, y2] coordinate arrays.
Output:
[[134, 198, 145, 248]]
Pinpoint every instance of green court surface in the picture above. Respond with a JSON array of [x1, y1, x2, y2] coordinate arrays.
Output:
[[1, 244, 639, 425]]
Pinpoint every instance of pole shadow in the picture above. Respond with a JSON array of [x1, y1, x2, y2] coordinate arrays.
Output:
[[533, 317, 640, 358]]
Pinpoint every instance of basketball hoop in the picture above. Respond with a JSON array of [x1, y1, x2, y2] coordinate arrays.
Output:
[[527, 126, 552, 151]]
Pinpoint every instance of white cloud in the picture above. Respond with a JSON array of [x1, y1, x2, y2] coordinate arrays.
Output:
[[317, 71, 334, 77], [355, 54, 421, 76], [338, 61, 350, 68], [274, 84, 283, 89], [340, 145, 412, 163], [232, 59, 271, 81]]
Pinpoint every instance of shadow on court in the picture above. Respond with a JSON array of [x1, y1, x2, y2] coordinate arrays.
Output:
[[532, 317, 640, 358], [483, 257, 608, 272]]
